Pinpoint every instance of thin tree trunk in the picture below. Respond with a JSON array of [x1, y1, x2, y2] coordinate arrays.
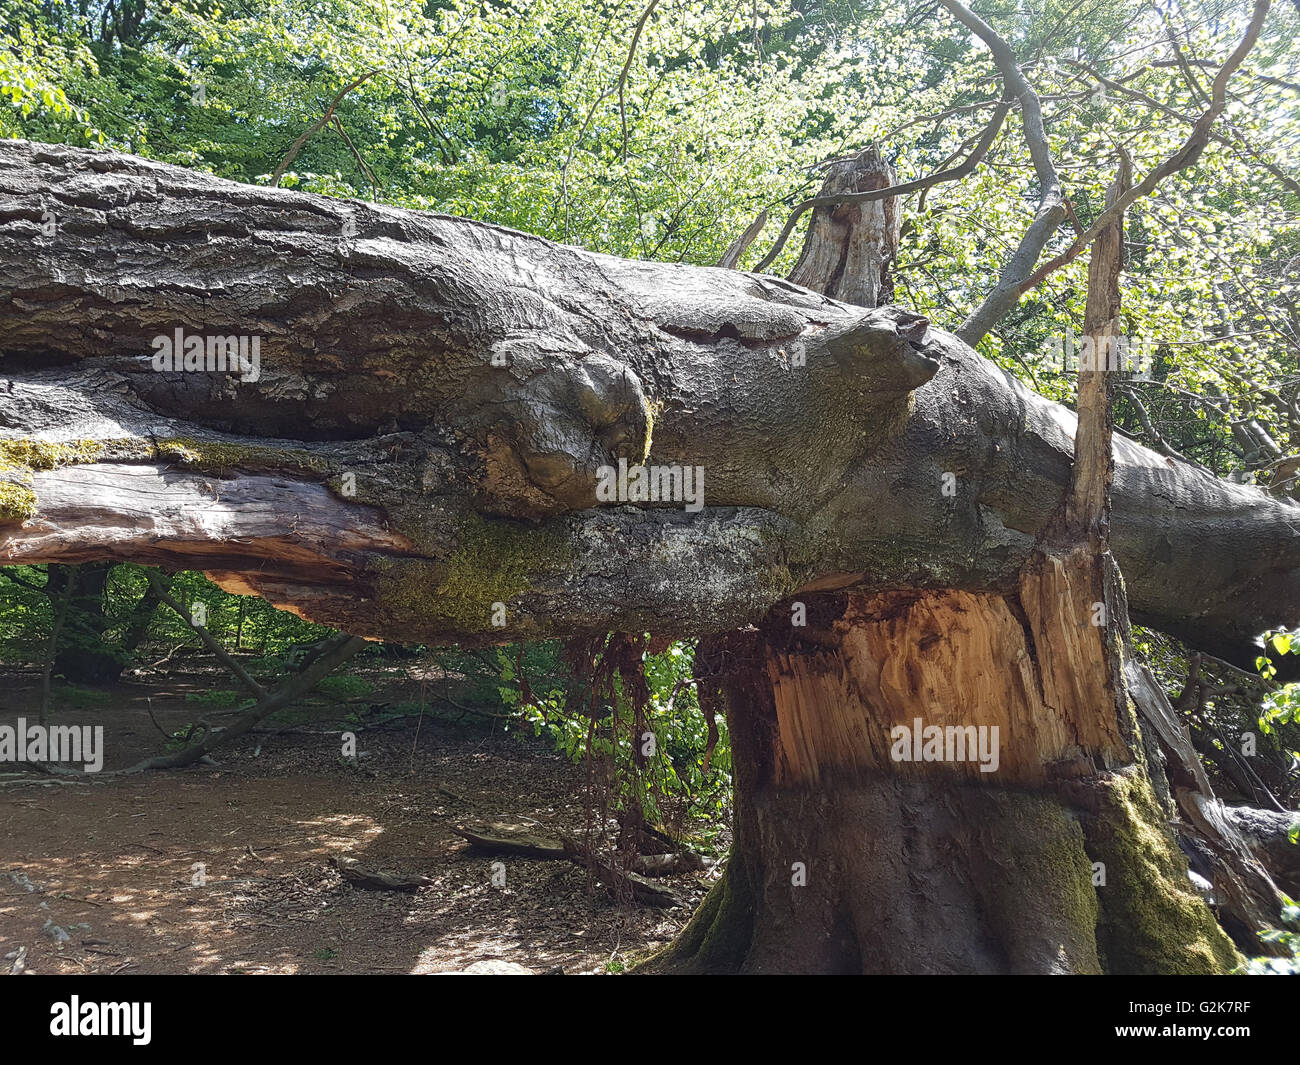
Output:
[[39, 563, 77, 725], [47, 561, 122, 683], [120, 570, 169, 654]]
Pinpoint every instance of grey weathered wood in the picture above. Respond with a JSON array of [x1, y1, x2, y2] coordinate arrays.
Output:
[[787, 147, 900, 308], [453, 821, 568, 859], [332, 855, 432, 891]]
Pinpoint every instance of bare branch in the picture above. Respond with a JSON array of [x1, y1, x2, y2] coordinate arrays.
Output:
[[619, 0, 661, 162], [1151, 57, 1300, 94], [270, 70, 379, 188], [716, 209, 768, 269], [1062, 59, 1300, 197], [330, 115, 382, 200], [1120, 384, 1215, 473], [1011, 0, 1272, 308], [879, 97, 1003, 142], [148, 573, 266, 700]]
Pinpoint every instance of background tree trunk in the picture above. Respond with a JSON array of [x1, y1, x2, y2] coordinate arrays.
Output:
[[46, 561, 123, 683]]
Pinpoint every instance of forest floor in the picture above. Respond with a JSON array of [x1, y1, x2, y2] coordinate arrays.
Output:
[[0, 656, 717, 974]]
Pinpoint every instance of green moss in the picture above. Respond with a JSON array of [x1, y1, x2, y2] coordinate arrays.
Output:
[[1084, 769, 1241, 974], [0, 438, 105, 474], [0, 438, 108, 524], [439, 517, 534, 611], [963, 789, 1103, 973], [374, 515, 570, 634], [325, 473, 353, 498], [0, 481, 37, 521], [635, 854, 757, 974], [155, 437, 329, 474], [0, 433, 332, 476], [155, 440, 201, 464]]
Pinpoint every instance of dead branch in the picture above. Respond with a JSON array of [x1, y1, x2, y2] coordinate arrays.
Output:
[[270, 70, 379, 187], [716, 209, 768, 269], [148, 573, 265, 700]]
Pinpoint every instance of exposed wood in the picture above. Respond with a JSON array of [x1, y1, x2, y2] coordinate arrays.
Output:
[[753, 104, 1011, 275], [787, 147, 900, 309], [762, 589, 1124, 786], [1220, 805, 1300, 897], [644, 587, 1251, 973]]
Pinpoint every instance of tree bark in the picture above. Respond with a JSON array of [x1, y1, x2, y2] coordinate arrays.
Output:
[[786, 146, 900, 308], [1, 141, 1296, 673], [47, 561, 124, 683], [642, 595, 1244, 973]]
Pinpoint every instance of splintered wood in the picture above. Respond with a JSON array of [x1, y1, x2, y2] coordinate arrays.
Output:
[[764, 588, 1129, 787]]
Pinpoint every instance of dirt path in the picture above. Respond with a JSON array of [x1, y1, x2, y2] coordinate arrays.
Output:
[[0, 668, 710, 974]]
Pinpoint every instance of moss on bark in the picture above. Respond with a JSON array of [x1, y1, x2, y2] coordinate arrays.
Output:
[[1084, 768, 1241, 974], [635, 854, 758, 974], [370, 514, 570, 635]]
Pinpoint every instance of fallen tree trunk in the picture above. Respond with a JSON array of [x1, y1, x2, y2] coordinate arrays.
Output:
[[453, 820, 568, 859], [559, 835, 682, 908], [642, 157, 1282, 973], [332, 854, 432, 892], [1, 141, 1298, 674], [37, 631, 368, 775]]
